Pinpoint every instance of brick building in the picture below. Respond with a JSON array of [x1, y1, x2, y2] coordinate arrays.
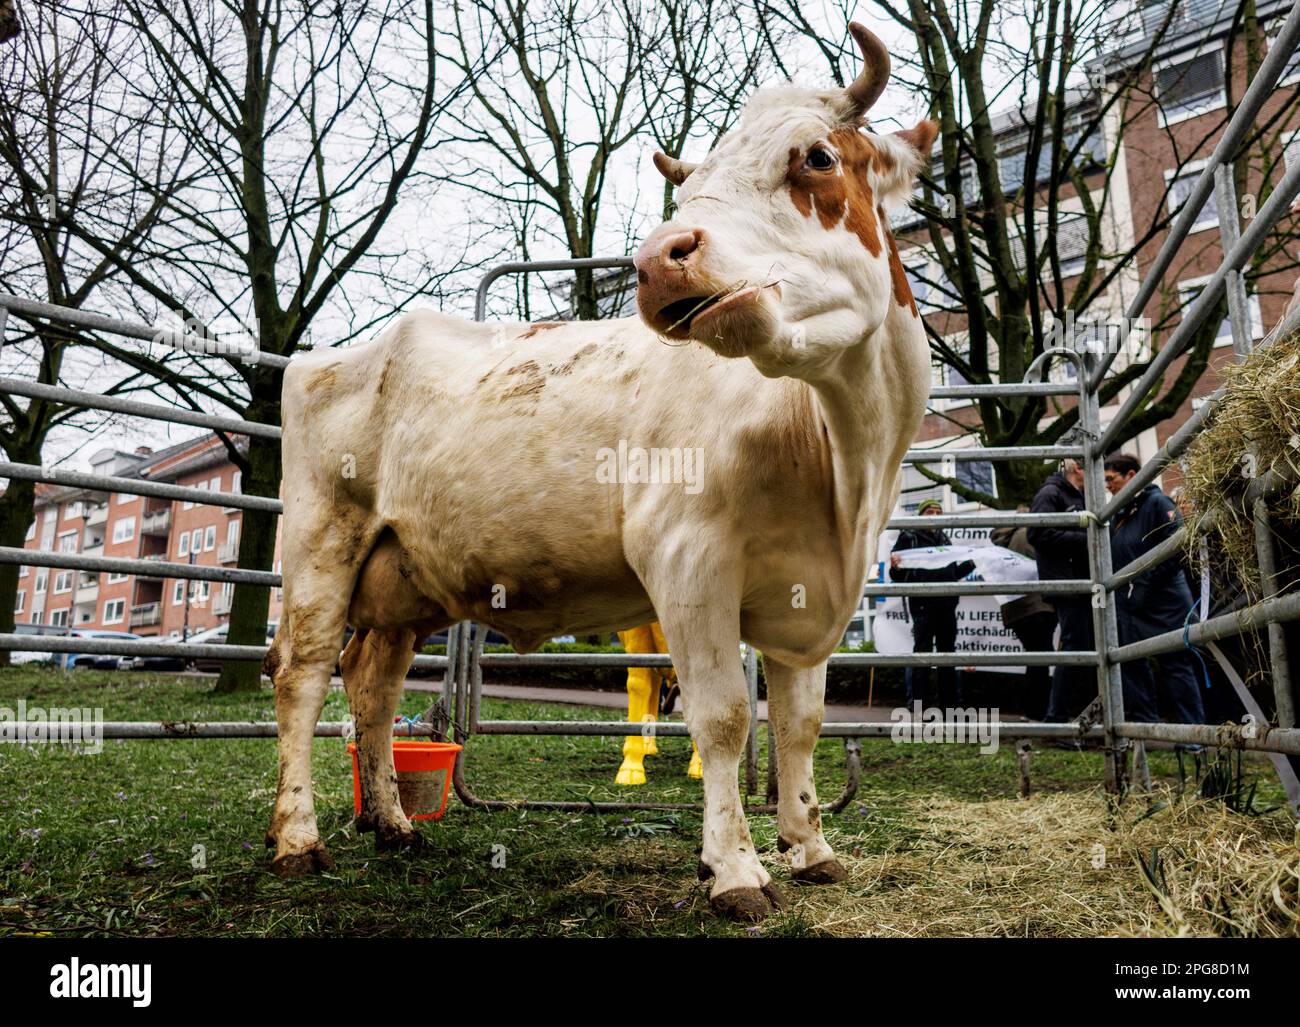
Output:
[[14, 435, 282, 638], [891, 0, 1300, 512]]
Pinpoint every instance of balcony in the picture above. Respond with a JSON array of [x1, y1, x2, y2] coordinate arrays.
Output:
[[85, 504, 108, 526], [218, 542, 238, 565], [213, 592, 232, 615], [130, 603, 161, 627], [141, 509, 171, 536], [136, 553, 168, 579]]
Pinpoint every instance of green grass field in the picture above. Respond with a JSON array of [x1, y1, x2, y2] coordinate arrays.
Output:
[[1, 668, 1296, 937]]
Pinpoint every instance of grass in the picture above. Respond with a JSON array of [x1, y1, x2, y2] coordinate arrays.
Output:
[[0, 667, 1297, 937]]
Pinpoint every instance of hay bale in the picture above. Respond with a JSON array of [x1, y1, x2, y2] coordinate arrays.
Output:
[[1181, 330, 1300, 602]]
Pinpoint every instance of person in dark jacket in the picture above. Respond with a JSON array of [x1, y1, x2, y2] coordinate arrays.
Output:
[[1026, 459, 1096, 722], [992, 509, 1057, 720], [890, 499, 976, 708], [1104, 454, 1205, 725]]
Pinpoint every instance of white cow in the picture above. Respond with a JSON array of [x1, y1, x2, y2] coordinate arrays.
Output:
[[264, 22, 935, 921]]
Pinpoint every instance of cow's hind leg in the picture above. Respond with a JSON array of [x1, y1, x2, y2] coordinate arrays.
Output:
[[340, 626, 422, 852], [265, 520, 379, 876], [764, 656, 847, 884]]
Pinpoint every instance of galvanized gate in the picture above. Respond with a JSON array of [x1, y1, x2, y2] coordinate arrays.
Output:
[[2, 1, 1300, 817]]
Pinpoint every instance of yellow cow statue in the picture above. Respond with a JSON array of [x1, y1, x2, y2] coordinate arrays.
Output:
[[616, 623, 702, 785]]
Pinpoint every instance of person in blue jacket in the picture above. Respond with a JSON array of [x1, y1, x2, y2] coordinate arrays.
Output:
[[1026, 459, 1095, 722], [1104, 454, 1205, 726]]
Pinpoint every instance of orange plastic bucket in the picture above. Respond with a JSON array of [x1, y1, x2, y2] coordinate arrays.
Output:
[[347, 739, 463, 821]]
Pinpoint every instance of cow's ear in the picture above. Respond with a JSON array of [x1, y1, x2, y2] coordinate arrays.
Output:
[[653, 151, 698, 186], [892, 119, 938, 158]]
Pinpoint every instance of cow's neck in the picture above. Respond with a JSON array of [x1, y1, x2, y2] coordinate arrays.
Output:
[[799, 337, 894, 550]]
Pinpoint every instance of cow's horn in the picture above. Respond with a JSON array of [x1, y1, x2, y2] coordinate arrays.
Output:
[[845, 22, 890, 116], [653, 151, 698, 186]]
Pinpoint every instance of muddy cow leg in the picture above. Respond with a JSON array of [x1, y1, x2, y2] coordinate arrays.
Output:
[[340, 626, 422, 852], [764, 655, 847, 885]]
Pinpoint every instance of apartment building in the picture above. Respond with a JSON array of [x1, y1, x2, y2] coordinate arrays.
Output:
[[14, 435, 282, 638], [888, 0, 1300, 512]]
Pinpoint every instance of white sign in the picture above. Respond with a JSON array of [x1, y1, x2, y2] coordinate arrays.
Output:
[[873, 525, 1026, 674]]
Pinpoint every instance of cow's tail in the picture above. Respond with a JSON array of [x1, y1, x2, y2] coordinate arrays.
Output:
[[263, 615, 288, 684]]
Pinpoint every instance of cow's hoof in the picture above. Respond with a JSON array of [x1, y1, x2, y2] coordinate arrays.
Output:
[[710, 881, 787, 922], [271, 846, 335, 877], [792, 858, 849, 885], [354, 812, 377, 835], [375, 825, 425, 854], [615, 761, 647, 786]]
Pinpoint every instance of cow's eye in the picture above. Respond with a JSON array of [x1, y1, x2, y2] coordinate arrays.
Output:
[[806, 148, 836, 170]]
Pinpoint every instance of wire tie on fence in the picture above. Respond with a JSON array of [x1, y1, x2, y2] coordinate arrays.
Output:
[[394, 714, 422, 736], [1077, 510, 1098, 526], [1182, 598, 1213, 691]]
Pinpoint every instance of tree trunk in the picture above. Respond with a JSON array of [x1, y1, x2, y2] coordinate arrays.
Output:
[[0, 0, 20, 44], [214, 389, 283, 693], [0, 469, 36, 667]]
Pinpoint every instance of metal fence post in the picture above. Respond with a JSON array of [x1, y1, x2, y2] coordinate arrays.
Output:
[[1080, 360, 1128, 793]]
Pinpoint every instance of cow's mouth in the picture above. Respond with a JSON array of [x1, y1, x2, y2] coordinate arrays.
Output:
[[656, 286, 763, 337], [657, 294, 724, 334]]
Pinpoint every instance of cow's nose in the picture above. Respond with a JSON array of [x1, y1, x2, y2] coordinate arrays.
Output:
[[634, 228, 705, 278]]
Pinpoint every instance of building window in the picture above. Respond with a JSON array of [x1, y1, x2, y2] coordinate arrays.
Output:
[[31, 610, 42, 625], [1177, 277, 1264, 347], [203, 525, 216, 551], [226, 521, 239, 547], [112, 516, 136, 544], [209, 475, 221, 493], [173, 581, 186, 605], [194, 581, 210, 604], [53, 571, 73, 594], [956, 460, 997, 502], [35, 569, 47, 593], [18, 564, 27, 578], [178, 532, 189, 557], [232, 471, 242, 493], [191, 528, 202, 554], [1154, 50, 1224, 123], [50, 609, 68, 627], [103, 598, 126, 624], [1165, 163, 1218, 232], [25, 520, 35, 541], [14, 590, 24, 613], [107, 570, 129, 584], [57, 531, 78, 554]]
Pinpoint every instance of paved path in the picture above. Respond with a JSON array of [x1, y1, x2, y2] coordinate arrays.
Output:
[[395, 677, 1028, 723]]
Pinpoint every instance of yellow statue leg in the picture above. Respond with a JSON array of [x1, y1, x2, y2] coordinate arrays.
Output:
[[649, 624, 700, 779], [616, 626, 658, 785]]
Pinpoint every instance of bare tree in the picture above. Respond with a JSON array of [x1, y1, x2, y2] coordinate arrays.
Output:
[[68, 0, 455, 690], [0, 0, 188, 661], [761, 0, 1300, 504]]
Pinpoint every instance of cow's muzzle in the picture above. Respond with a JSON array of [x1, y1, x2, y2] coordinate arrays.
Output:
[[634, 227, 727, 338]]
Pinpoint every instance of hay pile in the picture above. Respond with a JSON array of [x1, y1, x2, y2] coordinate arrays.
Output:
[[1181, 330, 1300, 600], [787, 788, 1300, 937]]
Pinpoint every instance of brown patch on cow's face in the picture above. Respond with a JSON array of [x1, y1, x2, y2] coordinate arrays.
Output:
[[785, 128, 884, 257], [519, 321, 563, 339], [880, 205, 919, 318]]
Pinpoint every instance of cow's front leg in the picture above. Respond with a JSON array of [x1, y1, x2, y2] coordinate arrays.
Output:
[[657, 613, 785, 921], [764, 656, 847, 884]]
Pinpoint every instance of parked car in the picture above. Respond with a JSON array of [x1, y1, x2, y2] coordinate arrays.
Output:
[[118, 634, 190, 673], [5, 623, 74, 666], [48, 628, 144, 670], [188, 621, 278, 673]]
